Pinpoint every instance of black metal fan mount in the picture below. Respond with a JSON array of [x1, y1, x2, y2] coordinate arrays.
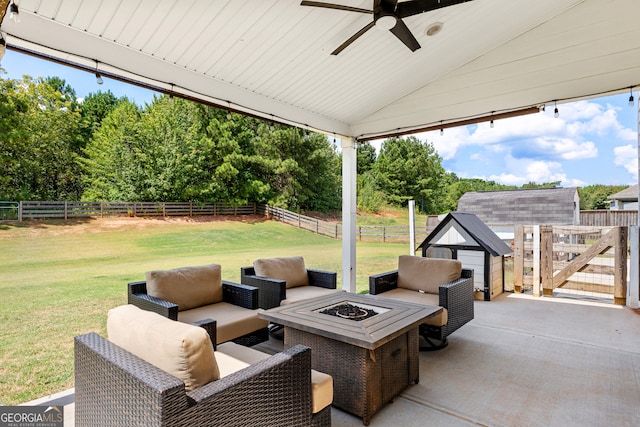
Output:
[[301, 0, 473, 55]]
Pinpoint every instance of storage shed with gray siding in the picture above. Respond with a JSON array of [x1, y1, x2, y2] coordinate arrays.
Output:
[[457, 187, 580, 230]]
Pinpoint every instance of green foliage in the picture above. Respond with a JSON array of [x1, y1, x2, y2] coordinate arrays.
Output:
[[357, 141, 376, 173], [373, 136, 447, 214], [0, 76, 84, 200], [254, 126, 341, 211], [521, 181, 561, 189], [357, 170, 387, 213], [443, 173, 515, 211], [579, 184, 628, 210]]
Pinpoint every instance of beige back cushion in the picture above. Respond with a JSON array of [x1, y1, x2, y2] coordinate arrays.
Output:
[[146, 264, 222, 311], [397, 255, 462, 294], [107, 304, 219, 391], [253, 256, 309, 289]]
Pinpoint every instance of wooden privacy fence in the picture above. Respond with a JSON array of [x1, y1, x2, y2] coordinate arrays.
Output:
[[580, 210, 637, 226], [513, 225, 627, 305]]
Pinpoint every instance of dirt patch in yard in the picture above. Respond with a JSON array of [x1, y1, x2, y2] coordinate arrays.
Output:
[[0, 215, 268, 238]]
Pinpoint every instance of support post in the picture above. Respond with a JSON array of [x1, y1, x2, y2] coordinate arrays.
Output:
[[513, 225, 524, 293], [409, 200, 416, 255], [341, 137, 357, 293], [532, 225, 541, 297], [614, 226, 628, 305], [540, 225, 554, 296]]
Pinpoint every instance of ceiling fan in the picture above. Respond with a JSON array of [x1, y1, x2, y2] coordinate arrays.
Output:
[[301, 0, 474, 55]]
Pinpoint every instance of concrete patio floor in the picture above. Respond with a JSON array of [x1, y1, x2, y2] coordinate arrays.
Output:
[[25, 292, 640, 426]]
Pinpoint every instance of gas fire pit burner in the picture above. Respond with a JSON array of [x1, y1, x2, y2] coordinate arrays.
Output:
[[320, 303, 377, 321]]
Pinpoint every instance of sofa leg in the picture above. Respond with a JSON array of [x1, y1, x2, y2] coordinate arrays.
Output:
[[419, 336, 448, 351]]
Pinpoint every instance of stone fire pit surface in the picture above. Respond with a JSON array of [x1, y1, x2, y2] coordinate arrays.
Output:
[[259, 292, 442, 350]]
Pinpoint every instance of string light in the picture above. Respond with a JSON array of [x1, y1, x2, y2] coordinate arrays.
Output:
[[628, 87, 634, 107], [95, 60, 104, 85], [9, 2, 20, 24], [490, 119, 494, 128], [440, 128, 444, 136], [554, 100, 559, 118]]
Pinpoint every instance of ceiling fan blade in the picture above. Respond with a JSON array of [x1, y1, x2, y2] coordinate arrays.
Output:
[[331, 21, 376, 55], [389, 19, 421, 52], [301, 1, 372, 14], [396, 0, 474, 19]]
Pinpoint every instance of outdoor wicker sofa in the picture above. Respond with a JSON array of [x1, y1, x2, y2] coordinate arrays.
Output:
[[74, 305, 332, 427], [240, 256, 340, 309], [128, 263, 269, 348], [369, 255, 474, 350]]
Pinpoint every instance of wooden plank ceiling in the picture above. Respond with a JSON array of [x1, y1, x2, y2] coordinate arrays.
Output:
[[2, 0, 639, 140]]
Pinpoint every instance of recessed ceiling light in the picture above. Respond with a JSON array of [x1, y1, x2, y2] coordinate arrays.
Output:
[[425, 22, 444, 37]]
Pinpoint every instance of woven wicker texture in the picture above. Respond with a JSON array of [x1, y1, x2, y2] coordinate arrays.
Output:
[[286, 327, 418, 425], [75, 332, 331, 427], [370, 268, 474, 343]]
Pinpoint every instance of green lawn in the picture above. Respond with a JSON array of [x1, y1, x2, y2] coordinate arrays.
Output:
[[0, 217, 408, 404]]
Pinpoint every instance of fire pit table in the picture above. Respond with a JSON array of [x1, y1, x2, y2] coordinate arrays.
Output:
[[258, 293, 442, 425]]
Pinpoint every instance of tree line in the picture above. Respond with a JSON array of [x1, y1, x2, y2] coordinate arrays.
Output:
[[0, 73, 627, 214]]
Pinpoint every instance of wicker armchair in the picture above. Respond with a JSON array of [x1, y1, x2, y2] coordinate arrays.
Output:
[[369, 256, 474, 350], [128, 264, 269, 348], [240, 257, 339, 310], [74, 332, 331, 427]]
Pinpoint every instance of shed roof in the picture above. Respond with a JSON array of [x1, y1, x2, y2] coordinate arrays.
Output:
[[457, 187, 578, 225], [608, 185, 637, 202], [418, 212, 512, 257]]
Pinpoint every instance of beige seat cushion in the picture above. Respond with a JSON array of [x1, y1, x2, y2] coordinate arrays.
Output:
[[376, 288, 448, 327], [178, 302, 268, 344], [107, 304, 219, 391], [253, 256, 309, 288], [397, 255, 462, 294], [281, 287, 344, 305], [146, 264, 222, 311], [216, 342, 333, 414]]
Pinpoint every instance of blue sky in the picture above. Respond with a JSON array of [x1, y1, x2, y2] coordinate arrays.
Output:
[[2, 49, 638, 188]]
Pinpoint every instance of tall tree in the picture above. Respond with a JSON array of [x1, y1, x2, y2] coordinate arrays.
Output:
[[0, 75, 84, 200], [79, 90, 125, 145], [579, 184, 627, 210], [357, 141, 377, 173], [253, 125, 341, 211], [373, 136, 447, 214], [444, 174, 515, 211]]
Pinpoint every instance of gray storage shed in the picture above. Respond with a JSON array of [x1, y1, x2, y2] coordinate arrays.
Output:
[[457, 188, 580, 239], [418, 212, 512, 301]]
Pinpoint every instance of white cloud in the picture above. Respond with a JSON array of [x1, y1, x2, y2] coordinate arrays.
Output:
[[614, 144, 638, 179], [483, 155, 584, 187]]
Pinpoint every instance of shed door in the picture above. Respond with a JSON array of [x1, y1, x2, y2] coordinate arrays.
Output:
[[457, 250, 485, 290]]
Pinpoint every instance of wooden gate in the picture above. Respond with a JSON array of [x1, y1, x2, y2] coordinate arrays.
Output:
[[513, 225, 627, 305]]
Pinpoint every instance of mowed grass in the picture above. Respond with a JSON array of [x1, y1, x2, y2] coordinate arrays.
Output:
[[0, 216, 408, 404]]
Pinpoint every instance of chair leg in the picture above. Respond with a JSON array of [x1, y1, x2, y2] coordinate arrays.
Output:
[[419, 335, 448, 351]]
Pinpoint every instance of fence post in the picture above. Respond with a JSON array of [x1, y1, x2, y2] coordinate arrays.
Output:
[[18, 201, 23, 222], [316, 219, 319, 234], [532, 225, 541, 297], [383, 226, 386, 243], [541, 225, 554, 296], [64, 201, 68, 220], [614, 226, 628, 305], [513, 225, 524, 293]]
